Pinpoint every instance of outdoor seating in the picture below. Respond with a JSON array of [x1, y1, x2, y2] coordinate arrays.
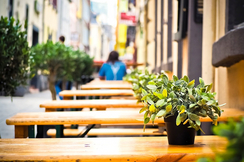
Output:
[[6, 108, 244, 138], [0, 136, 227, 161]]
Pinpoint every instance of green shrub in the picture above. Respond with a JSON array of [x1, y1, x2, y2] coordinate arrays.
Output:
[[30, 41, 94, 100], [0, 16, 30, 97], [197, 118, 244, 162]]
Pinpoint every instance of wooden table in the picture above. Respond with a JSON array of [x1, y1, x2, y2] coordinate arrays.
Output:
[[40, 99, 144, 111], [6, 108, 244, 138], [0, 136, 226, 161], [81, 80, 132, 90], [59, 89, 134, 98]]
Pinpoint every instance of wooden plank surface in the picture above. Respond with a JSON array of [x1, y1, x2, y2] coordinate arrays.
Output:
[[40, 99, 144, 109], [81, 84, 132, 90], [47, 128, 167, 137], [0, 136, 226, 162], [81, 80, 132, 90], [6, 108, 244, 126], [59, 89, 134, 97]]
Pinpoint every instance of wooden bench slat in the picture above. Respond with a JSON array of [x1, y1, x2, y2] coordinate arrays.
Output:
[[6, 108, 244, 126], [81, 83, 132, 90], [40, 99, 143, 109], [47, 128, 167, 137], [0, 136, 227, 161], [59, 89, 134, 97]]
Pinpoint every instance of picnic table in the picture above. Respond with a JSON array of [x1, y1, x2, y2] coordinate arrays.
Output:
[[6, 108, 244, 138], [0, 136, 226, 161], [59, 89, 134, 99], [40, 99, 144, 112], [80, 80, 132, 90]]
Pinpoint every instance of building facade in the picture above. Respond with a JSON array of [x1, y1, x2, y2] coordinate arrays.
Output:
[[135, 0, 244, 110]]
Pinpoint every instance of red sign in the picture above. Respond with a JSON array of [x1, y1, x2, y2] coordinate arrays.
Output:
[[120, 12, 137, 26]]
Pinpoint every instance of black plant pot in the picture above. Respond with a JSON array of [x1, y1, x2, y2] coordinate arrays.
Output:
[[164, 113, 196, 145]]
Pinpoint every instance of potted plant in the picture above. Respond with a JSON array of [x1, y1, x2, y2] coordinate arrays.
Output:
[[125, 70, 225, 145]]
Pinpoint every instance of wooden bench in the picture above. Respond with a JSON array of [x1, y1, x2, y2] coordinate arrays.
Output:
[[0, 136, 226, 161], [47, 128, 167, 137], [6, 108, 244, 138], [81, 80, 132, 90], [59, 89, 134, 97], [5, 110, 164, 138], [39, 99, 144, 112]]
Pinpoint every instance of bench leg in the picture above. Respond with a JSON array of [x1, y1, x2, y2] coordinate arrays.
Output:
[[15, 125, 28, 138], [56, 125, 64, 138], [28, 125, 35, 138], [78, 124, 95, 137], [36, 125, 44, 138]]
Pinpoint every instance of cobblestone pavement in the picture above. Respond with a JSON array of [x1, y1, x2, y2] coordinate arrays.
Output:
[[0, 90, 52, 138]]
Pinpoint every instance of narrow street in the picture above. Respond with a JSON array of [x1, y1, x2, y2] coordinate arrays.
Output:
[[0, 90, 52, 138]]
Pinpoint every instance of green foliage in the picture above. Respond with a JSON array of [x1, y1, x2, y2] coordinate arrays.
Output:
[[123, 68, 157, 102], [124, 70, 225, 132], [197, 118, 244, 162], [30, 41, 94, 82], [0, 16, 30, 96]]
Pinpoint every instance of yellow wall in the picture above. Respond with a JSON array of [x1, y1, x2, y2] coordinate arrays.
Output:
[[202, 0, 244, 109], [172, 0, 178, 76], [43, 0, 58, 43], [4, 0, 44, 46]]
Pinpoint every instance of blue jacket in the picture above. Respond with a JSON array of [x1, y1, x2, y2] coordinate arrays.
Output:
[[99, 61, 126, 80]]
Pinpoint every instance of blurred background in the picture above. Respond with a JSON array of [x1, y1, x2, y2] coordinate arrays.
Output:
[[1, 0, 244, 110]]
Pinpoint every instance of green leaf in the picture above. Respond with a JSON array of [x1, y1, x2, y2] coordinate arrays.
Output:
[[132, 84, 139, 90], [149, 104, 156, 113], [141, 95, 147, 101], [144, 117, 150, 124], [166, 104, 172, 113], [146, 96, 154, 105], [182, 76, 189, 83], [139, 107, 148, 113], [187, 80, 195, 88], [173, 75, 178, 81], [176, 114, 181, 126], [148, 80, 156, 85], [189, 104, 197, 108], [179, 105, 186, 114], [169, 91, 175, 98], [156, 109, 166, 117], [188, 112, 200, 121], [144, 111, 149, 119], [175, 80, 184, 86], [156, 99, 166, 107], [189, 95, 196, 102], [151, 114, 156, 123], [153, 92, 163, 99], [146, 85, 157, 90], [162, 75, 169, 84], [218, 103, 226, 107], [199, 77, 205, 86], [206, 83, 212, 92], [195, 119, 201, 126], [187, 88, 192, 95], [180, 113, 187, 122], [201, 95, 210, 101], [141, 89, 147, 96], [162, 89, 167, 98]]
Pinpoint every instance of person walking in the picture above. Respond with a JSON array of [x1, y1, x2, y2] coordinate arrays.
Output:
[[99, 51, 127, 80]]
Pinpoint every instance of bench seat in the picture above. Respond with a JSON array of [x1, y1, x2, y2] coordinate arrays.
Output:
[[47, 128, 167, 137]]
